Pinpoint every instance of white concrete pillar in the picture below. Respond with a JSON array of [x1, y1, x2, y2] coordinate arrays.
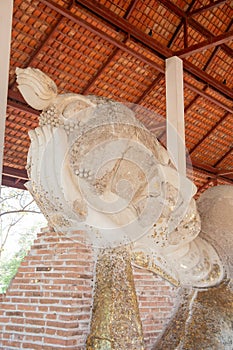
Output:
[[0, 0, 14, 188], [165, 56, 186, 176]]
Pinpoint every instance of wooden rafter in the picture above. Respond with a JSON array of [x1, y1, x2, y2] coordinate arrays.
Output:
[[34, 1, 232, 102], [134, 73, 164, 104], [176, 30, 233, 58], [43, 0, 233, 99], [188, 0, 229, 17], [2, 161, 233, 188], [82, 0, 138, 94], [183, 82, 233, 114], [196, 178, 215, 197], [190, 112, 230, 154], [214, 147, 233, 167], [183, 17, 233, 114], [9, 1, 74, 89], [123, 0, 139, 19], [167, 0, 196, 48], [2, 175, 27, 190], [7, 98, 40, 116], [157, 0, 233, 58], [82, 45, 124, 94], [189, 16, 233, 58]]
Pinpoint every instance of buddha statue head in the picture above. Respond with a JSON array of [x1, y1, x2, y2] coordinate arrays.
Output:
[[16, 67, 225, 288]]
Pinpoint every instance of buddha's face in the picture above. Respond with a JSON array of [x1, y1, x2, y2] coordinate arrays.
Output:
[[26, 95, 197, 249]]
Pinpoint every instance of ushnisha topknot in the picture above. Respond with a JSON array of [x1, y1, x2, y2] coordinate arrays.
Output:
[[16, 67, 58, 110]]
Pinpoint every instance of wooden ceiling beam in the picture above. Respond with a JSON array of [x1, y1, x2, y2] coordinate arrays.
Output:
[[221, 43, 233, 57], [9, 73, 231, 125], [157, 0, 233, 58], [23, 4, 74, 68], [182, 60, 232, 99], [9, 1, 74, 89], [8, 89, 40, 116], [134, 73, 164, 104], [2, 166, 28, 180], [189, 111, 230, 154], [9, 20, 63, 89], [203, 46, 221, 71], [155, 0, 185, 18], [2, 160, 233, 192], [190, 161, 233, 185], [176, 30, 233, 58], [124, 0, 139, 19], [184, 46, 221, 113], [184, 86, 209, 113], [136, 1, 195, 104], [39, 0, 167, 74], [82, 1, 138, 94], [136, 2, 197, 104], [8, 89, 30, 104], [183, 17, 232, 114], [189, 16, 233, 57], [7, 99, 40, 116], [74, 0, 173, 57], [5, 3, 232, 141], [2, 175, 27, 190], [167, 0, 196, 48], [188, 0, 229, 17], [214, 146, 233, 167], [82, 46, 122, 94], [38, 0, 233, 100], [183, 82, 233, 113], [72, 0, 233, 100], [217, 169, 233, 177]]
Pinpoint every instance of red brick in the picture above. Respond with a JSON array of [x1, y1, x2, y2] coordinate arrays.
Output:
[[2, 340, 22, 347], [0, 229, 177, 350], [24, 312, 44, 319], [45, 337, 67, 345], [11, 317, 25, 324], [25, 319, 44, 326], [2, 303, 17, 310], [25, 326, 45, 333], [5, 325, 24, 332], [22, 343, 42, 349], [17, 304, 37, 311]]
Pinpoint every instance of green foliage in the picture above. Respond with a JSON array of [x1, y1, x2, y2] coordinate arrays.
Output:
[[0, 186, 46, 293], [0, 251, 24, 293], [0, 225, 39, 293]]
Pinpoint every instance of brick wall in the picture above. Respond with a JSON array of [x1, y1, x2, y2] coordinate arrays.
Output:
[[0, 229, 178, 350]]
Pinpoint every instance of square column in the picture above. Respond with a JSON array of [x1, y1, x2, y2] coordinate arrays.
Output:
[[166, 56, 186, 176]]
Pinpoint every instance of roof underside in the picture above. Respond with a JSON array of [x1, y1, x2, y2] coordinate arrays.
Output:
[[3, 0, 233, 196]]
